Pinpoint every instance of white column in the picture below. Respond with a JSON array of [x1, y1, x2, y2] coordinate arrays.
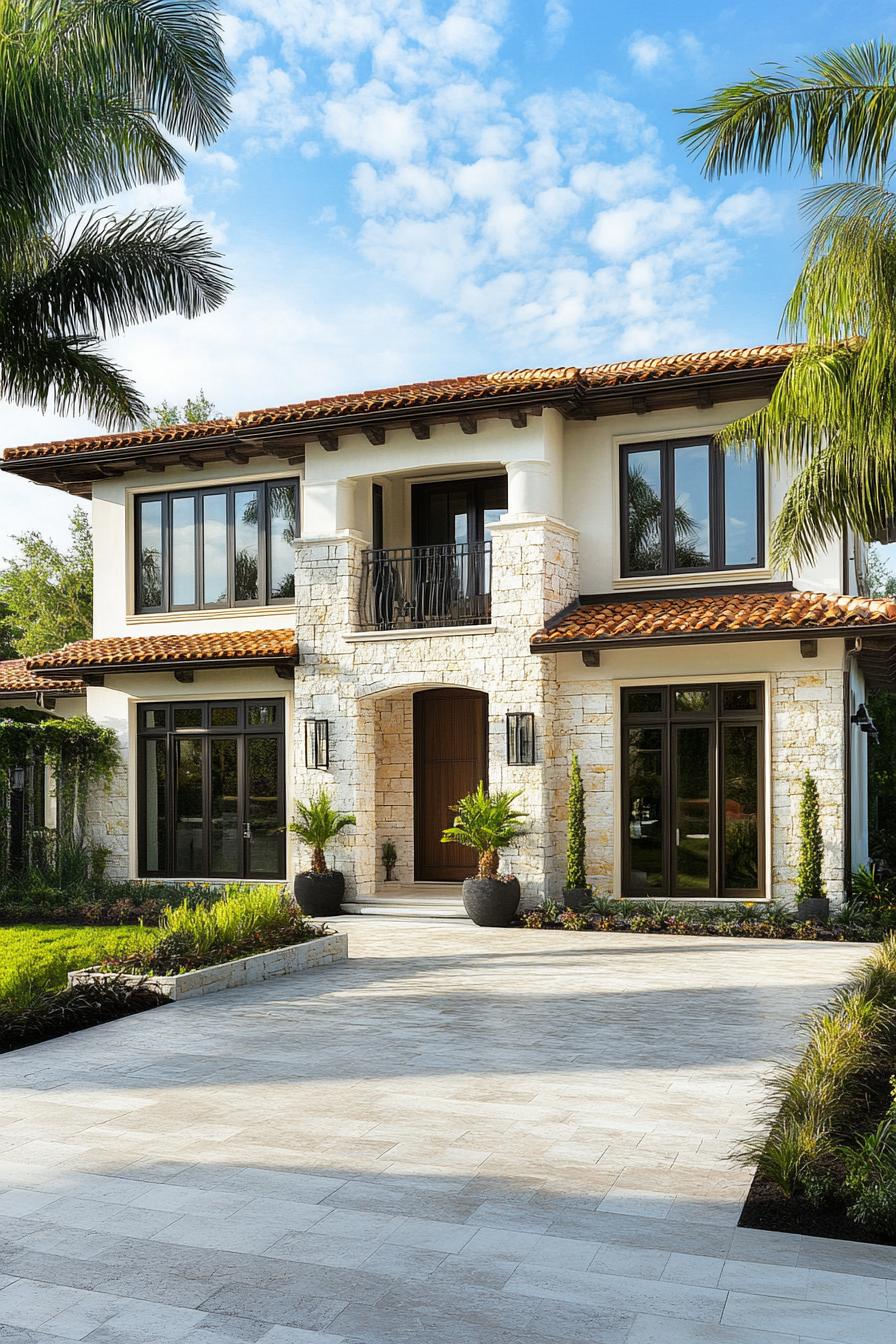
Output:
[[301, 478, 360, 539]]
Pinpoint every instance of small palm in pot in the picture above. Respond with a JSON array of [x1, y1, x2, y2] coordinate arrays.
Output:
[[441, 782, 527, 926], [291, 791, 356, 916]]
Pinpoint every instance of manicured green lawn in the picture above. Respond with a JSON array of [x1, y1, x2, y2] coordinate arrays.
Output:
[[0, 924, 158, 1008]]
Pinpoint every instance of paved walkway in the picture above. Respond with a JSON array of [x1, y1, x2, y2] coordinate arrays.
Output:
[[0, 921, 894, 1344]]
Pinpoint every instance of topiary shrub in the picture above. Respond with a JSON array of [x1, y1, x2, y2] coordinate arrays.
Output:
[[565, 753, 588, 893], [797, 771, 825, 905]]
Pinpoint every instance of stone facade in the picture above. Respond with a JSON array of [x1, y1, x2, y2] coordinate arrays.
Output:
[[771, 669, 846, 906], [292, 516, 579, 904], [85, 759, 130, 881]]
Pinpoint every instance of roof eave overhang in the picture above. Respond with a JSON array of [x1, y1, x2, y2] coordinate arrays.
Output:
[[31, 653, 299, 679], [530, 625, 895, 654], [0, 361, 790, 493]]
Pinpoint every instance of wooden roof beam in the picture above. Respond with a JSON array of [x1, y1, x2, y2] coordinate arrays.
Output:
[[364, 425, 386, 445], [410, 422, 430, 440], [459, 415, 478, 435], [179, 454, 204, 471], [318, 431, 339, 451]]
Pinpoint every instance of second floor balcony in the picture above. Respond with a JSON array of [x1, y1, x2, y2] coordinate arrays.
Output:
[[358, 540, 493, 632]]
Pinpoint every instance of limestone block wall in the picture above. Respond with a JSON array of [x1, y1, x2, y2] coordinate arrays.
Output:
[[551, 682, 615, 898], [771, 669, 846, 906], [374, 695, 414, 886], [85, 759, 130, 881], [293, 517, 579, 904]]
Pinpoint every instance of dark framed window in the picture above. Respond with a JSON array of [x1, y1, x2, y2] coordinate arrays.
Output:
[[135, 479, 298, 613], [621, 437, 763, 577], [137, 699, 285, 880], [622, 682, 764, 899]]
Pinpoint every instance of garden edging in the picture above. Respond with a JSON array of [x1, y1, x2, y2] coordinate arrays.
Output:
[[68, 931, 348, 1001]]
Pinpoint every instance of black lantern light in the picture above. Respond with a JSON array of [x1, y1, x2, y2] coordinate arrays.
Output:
[[506, 711, 535, 765], [305, 719, 330, 769]]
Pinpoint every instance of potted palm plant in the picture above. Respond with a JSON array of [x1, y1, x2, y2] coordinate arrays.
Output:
[[441, 782, 527, 926], [290, 791, 356, 917]]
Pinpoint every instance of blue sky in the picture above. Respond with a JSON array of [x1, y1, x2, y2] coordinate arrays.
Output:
[[2, 0, 895, 554]]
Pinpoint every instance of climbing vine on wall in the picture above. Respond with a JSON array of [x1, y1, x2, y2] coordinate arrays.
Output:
[[0, 712, 120, 878]]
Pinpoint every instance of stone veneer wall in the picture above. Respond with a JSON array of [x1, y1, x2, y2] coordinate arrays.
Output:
[[86, 759, 130, 881], [374, 695, 415, 887], [293, 517, 579, 905], [771, 669, 846, 906]]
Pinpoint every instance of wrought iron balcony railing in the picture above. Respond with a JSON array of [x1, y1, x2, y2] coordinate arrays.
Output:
[[359, 541, 492, 632]]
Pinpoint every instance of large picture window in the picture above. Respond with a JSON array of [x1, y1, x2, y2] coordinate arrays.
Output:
[[136, 479, 298, 613], [621, 437, 762, 577], [138, 700, 285, 879], [622, 683, 764, 899]]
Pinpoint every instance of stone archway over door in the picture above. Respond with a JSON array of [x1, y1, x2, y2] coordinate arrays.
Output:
[[413, 688, 488, 881]]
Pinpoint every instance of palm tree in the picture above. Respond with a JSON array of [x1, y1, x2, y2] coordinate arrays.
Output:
[[679, 40, 896, 567], [0, 0, 232, 427]]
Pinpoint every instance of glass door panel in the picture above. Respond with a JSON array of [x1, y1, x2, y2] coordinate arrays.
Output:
[[209, 737, 240, 877], [626, 726, 664, 892], [673, 725, 713, 894], [143, 738, 167, 874], [174, 738, 204, 877], [722, 723, 760, 891], [245, 735, 283, 877]]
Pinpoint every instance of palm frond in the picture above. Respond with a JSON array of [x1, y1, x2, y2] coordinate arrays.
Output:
[[0, 331, 145, 425], [678, 39, 896, 179], [4, 209, 231, 340]]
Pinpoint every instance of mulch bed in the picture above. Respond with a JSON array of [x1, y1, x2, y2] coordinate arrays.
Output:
[[0, 980, 166, 1055], [739, 1170, 896, 1247]]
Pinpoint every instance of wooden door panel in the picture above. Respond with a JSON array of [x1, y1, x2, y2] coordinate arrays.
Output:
[[414, 689, 487, 881]]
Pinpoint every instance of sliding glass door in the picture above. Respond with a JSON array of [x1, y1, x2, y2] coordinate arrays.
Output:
[[138, 700, 285, 879], [623, 683, 763, 899]]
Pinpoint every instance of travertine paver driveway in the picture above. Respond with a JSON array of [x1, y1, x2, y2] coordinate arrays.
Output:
[[0, 921, 894, 1344]]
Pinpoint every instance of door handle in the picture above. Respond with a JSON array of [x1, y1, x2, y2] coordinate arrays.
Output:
[[243, 823, 252, 841]]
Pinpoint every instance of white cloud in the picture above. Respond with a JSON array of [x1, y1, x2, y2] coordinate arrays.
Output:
[[715, 187, 784, 235], [627, 28, 704, 75], [588, 189, 705, 263], [627, 32, 672, 73], [324, 80, 427, 162], [544, 0, 571, 49], [230, 56, 310, 149], [219, 12, 264, 63]]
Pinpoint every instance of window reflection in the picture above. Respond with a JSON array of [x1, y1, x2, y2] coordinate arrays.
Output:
[[626, 449, 663, 572], [203, 493, 228, 604], [673, 443, 710, 568], [138, 499, 163, 608], [724, 449, 760, 567]]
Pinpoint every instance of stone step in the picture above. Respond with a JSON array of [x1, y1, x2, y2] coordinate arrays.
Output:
[[341, 900, 468, 919]]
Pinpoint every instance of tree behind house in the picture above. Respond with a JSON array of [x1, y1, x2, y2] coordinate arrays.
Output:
[[0, 510, 92, 657]]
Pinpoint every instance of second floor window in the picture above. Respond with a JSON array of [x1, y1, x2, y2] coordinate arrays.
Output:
[[621, 437, 763, 578], [136, 479, 298, 613]]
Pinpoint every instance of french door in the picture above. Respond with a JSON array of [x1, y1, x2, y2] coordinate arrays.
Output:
[[138, 699, 285, 879], [622, 683, 764, 899]]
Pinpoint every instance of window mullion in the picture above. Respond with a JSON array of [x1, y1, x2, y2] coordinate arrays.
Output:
[[663, 442, 673, 573]]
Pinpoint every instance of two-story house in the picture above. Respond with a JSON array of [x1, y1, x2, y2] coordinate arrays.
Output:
[[4, 342, 895, 911]]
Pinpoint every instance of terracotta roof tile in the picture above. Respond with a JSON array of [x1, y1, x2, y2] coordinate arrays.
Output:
[[27, 629, 298, 674], [0, 658, 85, 696], [2, 342, 797, 462], [531, 591, 896, 648]]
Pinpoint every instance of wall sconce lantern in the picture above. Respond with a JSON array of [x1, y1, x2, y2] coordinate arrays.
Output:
[[851, 702, 880, 747], [506, 712, 535, 765], [305, 719, 330, 769]]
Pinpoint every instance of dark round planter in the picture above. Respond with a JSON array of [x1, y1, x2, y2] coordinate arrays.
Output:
[[796, 896, 830, 923], [294, 870, 345, 917], [563, 888, 591, 913], [462, 876, 521, 927]]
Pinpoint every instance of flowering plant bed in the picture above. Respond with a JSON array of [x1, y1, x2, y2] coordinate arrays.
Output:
[[517, 897, 893, 942]]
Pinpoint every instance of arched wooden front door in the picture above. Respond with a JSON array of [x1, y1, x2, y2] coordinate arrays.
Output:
[[413, 688, 488, 881]]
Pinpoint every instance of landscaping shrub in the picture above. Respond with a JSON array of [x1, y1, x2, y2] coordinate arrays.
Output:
[[565, 754, 587, 892], [738, 935, 896, 1237], [0, 977, 165, 1054], [104, 885, 324, 976], [796, 771, 825, 905], [0, 876, 221, 926]]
